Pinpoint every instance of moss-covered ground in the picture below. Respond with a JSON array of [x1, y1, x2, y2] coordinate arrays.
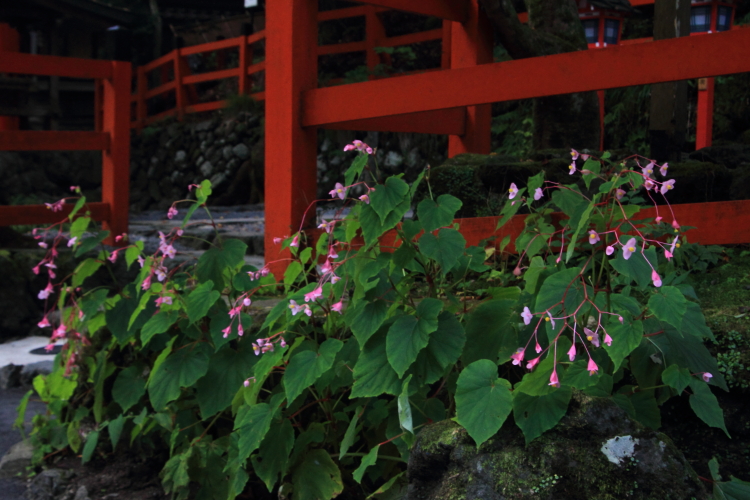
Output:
[[660, 244, 750, 482]]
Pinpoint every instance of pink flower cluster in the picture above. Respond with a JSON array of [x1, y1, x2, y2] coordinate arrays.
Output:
[[343, 140, 373, 154]]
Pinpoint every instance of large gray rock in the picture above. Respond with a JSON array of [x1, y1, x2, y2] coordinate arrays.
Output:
[[0, 441, 32, 478], [0, 364, 22, 390], [20, 361, 54, 388], [232, 143, 249, 160], [406, 392, 708, 500], [25, 468, 74, 500]]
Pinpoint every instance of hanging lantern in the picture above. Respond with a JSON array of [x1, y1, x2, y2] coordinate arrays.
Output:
[[578, 0, 636, 48], [690, 0, 736, 34]]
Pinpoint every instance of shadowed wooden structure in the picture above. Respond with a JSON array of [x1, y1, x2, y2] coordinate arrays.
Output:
[[264, 0, 750, 274], [0, 53, 131, 244]]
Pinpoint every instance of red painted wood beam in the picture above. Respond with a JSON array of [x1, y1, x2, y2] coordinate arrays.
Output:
[[265, 0, 319, 277], [182, 67, 240, 85], [100, 61, 131, 245], [695, 77, 714, 150], [0, 52, 112, 79], [0, 202, 111, 227], [352, 0, 467, 22], [302, 28, 750, 127], [0, 131, 109, 151], [322, 108, 465, 135]]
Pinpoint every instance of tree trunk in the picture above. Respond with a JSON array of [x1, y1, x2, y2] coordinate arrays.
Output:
[[649, 0, 691, 161], [478, 0, 600, 150]]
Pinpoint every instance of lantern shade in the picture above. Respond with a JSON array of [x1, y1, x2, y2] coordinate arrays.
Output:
[[689, 1, 736, 34], [578, 0, 635, 47]]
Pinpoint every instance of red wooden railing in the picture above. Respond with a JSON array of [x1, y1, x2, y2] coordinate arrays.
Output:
[[263, 0, 750, 275], [130, 6, 446, 129], [0, 52, 131, 244]]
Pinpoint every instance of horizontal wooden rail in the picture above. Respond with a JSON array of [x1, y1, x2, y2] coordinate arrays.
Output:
[[141, 51, 176, 73], [0, 131, 109, 151], [181, 37, 242, 56], [0, 202, 111, 227], [247, 61, 266, 75], [183, 67, 240, 85], [378, 28, 443, 47], [186, 100, 227, 114], [302, 28, 750, 126], [313, 200, 750, 257], [0, 52, 112, 79], [318, 5, 370, 21], [144, 80, 176, 100], [353, 0, 467, 22], [323, 107, 465, 134], [246, 31, 266, 45]]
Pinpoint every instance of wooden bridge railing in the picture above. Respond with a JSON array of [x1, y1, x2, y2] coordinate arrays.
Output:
[[130, 5, 446, 129], [0, 52, 130, 244]]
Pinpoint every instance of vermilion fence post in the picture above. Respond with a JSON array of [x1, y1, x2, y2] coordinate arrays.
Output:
[[696, 76, 714, 149], [365, 7, 387, 79], [265, 0, 319, 276], [101, 61, 131, 245], [136, 66, 147, 130], [447, 0, 492, 157], [174, 50, 186, 120]]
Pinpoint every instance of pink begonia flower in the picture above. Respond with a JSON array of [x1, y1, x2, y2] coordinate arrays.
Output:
[[222, 326, 232, 339], [318, 220, 334, 233], [252, 343, 261, 355], [521, 306, 533, 325], [108, 251, 119, 263], [332, 301, 344, 314], [176, 228, 183, 237], [534, 188, 544, 201], [618, 316, 624, 324], [330, 274, 341, 284], [587, 358, 599, 375], [672, 219, 680, 231], [38, 283, 54, 300], [155, 296, 173, 307], [344, 140, 373, 154], [329, 182, 346, 200], [570, 149, 579, 161], [137, 255, 145, 268], [67, 236, 77, 248], [535, 342, 542, 354], [141, 276, 151, 291], [642, 162, 655, 178], [290, 235, 299, 248], [588, 230, 600, 245], [321, 260, 332, 275], [304, 286, 323, 303], [665, 236, 679, 260], [163, 245, 176, 259], [52, 324, 67, 339], [280, 338, 287, 348], [659, 162, 669, 176], [622, 238, 637, 260], [568, 162, 577, 175], [581, 154, 590, 161], [511, 348, 525, 366], [237, 324, 244, 337], [513, 266, 523, 277], [39, 241, 48, 249], [651, 270, 662, 287], [359, 194, 370, 204], [115, 234, 123, 243], [567, 343, 577, 362], [273, 237, 283, 244], [38, 316, 51, 328], [243, 297, 252, 307], [548, 369, 560, 388], [32, 264, 41, 275], [328, 247, 339, 260], [702, 372, 713, 383], [606, 245, 615, 256], [154, 266, 167, 281], [508, 183, 518, 199], [244, 378, 252, 387], [229, 306, 242, 318], [584, 327, 600, 347], [526, 356, 541, 371], [167, 206, 178, 220], [660, 179, 675, 195], [644, 179, 655, 191], [45, 200, 64, 212], [288, 300, 304, 315], [655, 216, 663, 223], [615, 188, 626, 200], [604, 333, 613, 346]]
